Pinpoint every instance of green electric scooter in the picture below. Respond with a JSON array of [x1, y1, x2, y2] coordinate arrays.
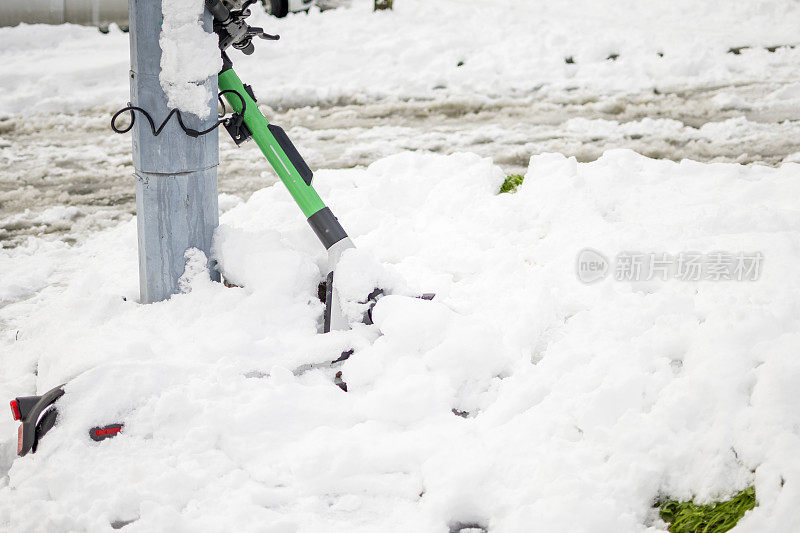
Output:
[[207, 0, 433, 331], [208, 0, 358, 333]]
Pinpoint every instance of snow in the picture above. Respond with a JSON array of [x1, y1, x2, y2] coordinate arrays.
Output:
[[1, 0, 800, 116], [2, 150, 800, 531], [1, 0, 800, 530], [159, 0, 222, 118]]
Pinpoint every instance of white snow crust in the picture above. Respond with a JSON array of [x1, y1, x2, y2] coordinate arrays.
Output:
[[1, 0, 799, 115], [2, 150, 799, 531], [1, 1, 800, 530], [159, 0, 222, 118]]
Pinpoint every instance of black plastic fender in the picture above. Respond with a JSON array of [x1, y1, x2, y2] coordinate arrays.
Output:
[[14, 385, 64, 457]]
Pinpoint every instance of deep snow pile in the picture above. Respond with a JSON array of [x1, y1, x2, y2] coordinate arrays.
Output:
[[1, 150, 799, 531], [1, 0, 800, 115]]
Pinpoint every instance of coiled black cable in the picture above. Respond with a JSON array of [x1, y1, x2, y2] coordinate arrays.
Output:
[[111, 89, 246, 137]]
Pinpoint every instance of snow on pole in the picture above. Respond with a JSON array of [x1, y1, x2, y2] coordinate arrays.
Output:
[[129, 0, 220, 303]]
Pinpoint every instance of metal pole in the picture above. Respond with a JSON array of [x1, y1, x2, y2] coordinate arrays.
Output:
[[129, 0, 220, 303]]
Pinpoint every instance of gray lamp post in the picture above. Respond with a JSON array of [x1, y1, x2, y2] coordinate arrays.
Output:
[[128, 0, 220, 303]]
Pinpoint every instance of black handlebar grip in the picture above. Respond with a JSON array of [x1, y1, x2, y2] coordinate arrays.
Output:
[[205, 0, 231, 22]]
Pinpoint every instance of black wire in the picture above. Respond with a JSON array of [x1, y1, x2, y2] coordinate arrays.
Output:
[[111, 89, 247, 137]]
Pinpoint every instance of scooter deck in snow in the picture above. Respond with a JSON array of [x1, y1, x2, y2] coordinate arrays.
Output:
[[293, 349, 354, 392]]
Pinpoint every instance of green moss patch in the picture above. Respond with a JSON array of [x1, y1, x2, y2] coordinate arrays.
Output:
[[659, 486, 756, 533], [499, 174, 525, 194]]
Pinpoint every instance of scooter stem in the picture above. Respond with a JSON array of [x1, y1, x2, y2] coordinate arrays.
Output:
[[217, 59, 355, 331]]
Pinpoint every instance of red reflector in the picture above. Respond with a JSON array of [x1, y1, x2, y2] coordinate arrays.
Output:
[[10, 400, 20, 421], [94, 426, 122, 437], [17, 424, 23, 455]]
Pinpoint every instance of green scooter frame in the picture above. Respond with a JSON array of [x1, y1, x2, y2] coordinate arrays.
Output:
[[217, 55, 355, 333]]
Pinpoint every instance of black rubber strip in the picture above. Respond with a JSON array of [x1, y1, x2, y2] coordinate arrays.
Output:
[[307, 207, 348, 250], [268, 124, 313, 186], [33, 409, 58, 453], [323, 271, 334, 333]]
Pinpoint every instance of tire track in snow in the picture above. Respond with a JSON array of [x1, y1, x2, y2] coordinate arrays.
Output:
[[1, 81, 799, 248]]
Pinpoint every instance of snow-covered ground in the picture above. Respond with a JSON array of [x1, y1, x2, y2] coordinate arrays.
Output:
[[2, 0, 799, 115], [3, 151, 800, 532], [1, 0, 800, 531], [2, 1, 800, 246], [3, 81, 800, 247]]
